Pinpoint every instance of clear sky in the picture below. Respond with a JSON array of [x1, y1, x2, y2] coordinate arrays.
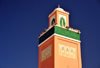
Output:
[[0, 0, 100, 68]]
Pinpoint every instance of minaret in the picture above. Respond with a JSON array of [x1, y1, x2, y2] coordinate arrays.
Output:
[[38, 6, 82, 68]]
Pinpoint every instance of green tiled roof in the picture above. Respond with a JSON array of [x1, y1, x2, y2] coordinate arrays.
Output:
[[54, 26, 80, 41]]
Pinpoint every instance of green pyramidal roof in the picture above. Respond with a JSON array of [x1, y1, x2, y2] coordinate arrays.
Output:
[[39, 26, 80, 44]]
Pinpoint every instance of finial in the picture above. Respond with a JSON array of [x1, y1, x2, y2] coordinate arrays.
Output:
[[58, 5, 60, 8]]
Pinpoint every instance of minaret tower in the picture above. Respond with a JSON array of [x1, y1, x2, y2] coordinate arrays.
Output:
[[38, 6, 82, 68]]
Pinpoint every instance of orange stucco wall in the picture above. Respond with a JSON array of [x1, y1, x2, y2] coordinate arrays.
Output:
[[38, 35, 82, 68], [38, 36, 54, 68], [54, 35, 82, 68]]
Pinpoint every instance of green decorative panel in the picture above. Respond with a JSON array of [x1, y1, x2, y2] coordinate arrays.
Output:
[[60, 17, 65, 27], [54, 26, 80, 41]]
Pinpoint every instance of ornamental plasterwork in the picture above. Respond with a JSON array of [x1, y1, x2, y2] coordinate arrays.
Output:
[[41, 45, 52, 62], [59, 44, 76, 59]]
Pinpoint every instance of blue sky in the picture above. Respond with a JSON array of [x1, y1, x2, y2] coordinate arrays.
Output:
[[0, 0, 100, 68]]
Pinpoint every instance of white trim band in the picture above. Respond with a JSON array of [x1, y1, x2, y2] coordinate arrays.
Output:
[[54, 33, 81, 42]]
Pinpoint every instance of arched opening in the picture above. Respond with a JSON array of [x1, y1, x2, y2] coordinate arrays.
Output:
[[51, 18, 55, 25]]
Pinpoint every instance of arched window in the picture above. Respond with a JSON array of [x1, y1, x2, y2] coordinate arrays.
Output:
[[43, 50, 45, 57], [67, 48, 68, 53], [46, 49, 48, 55], [62, 46, 64, 52], [60, 17, 65, 27], [51, 18, 55, 25], [71, 49, 73, 54], [49, 47, 50, 53]]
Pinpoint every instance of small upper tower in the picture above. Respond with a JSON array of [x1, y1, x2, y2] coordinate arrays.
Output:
[[49, 5, 69, 28]]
